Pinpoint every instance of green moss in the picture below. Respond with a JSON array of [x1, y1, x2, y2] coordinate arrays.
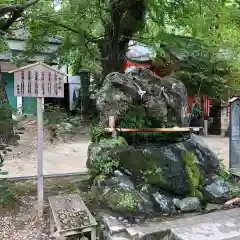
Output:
[[90, 151, 119, 176], [102, 189, 139, 213], [89, 137, 127, 177], [140, 151, 165, 185], [181, 151, 203, 199], [143, 164, 165, 185], [116, 192, 138, 211], [99, 136, 127, 147], [229, 184, 240, 198]]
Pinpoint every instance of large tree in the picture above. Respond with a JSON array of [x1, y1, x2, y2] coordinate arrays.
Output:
[[2, 0, 240, 104], [20, 1, 240, 78]]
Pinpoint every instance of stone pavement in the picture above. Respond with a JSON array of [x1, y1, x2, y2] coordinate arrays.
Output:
[[126, 208, 240, 240]]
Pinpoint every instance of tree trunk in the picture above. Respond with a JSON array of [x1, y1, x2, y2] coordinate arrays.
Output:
[[100, 0, 147, 81], [0, 67, 14, 145]]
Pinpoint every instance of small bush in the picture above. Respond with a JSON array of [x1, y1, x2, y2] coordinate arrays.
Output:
[[44, 104, 68, 125], [89, 121, 105, 143]]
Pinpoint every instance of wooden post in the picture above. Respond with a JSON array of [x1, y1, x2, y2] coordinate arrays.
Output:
[[37, 97, 44, 217], [109, 116, 117, 138], [204, 119, 208, 136]]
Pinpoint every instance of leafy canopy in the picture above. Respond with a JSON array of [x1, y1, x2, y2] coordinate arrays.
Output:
[[1, 0, 240, 96]]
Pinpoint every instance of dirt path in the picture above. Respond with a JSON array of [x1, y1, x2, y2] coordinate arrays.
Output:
[[1, 121, 90, 178], [3, 141, 89, 178], [201, 135, 229, 168]]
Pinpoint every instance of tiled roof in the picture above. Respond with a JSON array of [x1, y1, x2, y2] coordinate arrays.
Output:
[[0, 51, 57, 63], [6, 29, 62, 44]]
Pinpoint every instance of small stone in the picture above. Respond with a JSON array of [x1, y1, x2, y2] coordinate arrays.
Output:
[[122, 219, 128, 224], [135, 218, 141, 223], [173, 198, 181, 208], [205, 203, 222, 213], [173, 197, 200, 212], [125, 223, 132, 227], [118, 217, 124, 221], [203, 179, 231, 203]]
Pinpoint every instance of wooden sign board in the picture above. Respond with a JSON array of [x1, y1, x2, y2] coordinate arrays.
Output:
[[10, 62, 66, 98], [9, 62, 67, 217]]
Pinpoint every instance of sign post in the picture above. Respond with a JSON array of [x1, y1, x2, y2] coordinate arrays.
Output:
[[37, 97, 44, 216], [10, 62, 66, 217], [229, 97, 240, 175]]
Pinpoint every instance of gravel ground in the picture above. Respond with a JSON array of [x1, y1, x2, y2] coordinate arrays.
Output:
[[0, 195, 50, 240], [0, 176, 91, 240]]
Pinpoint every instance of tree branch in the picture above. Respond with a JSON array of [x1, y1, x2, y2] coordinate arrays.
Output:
[[0, 0, 39, 15], [39, 16, 102, 43], [0, 0, 40, 32], [1, 11, 23, 31]]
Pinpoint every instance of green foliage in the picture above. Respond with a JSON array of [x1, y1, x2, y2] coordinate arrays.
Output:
[[229, 184, 240, 198], [99, 136, 127, 147], [137, 150, 165, 186], [118, 106, 150, 129], [2, 0, 240, 96], [118, 106, 188, 143], [89, 121, 105, 143], [90, 137, 127, 176], [90, 152, 119, 176], [0, 153, 14, 205], [0, 188, 15, 205], [116, 192, 138, 212], [142, 164, 163, 184], [214, 160, 233, 182], [181, 151, 203, 199], [44, 104, 68, 125], [0, 92, 18, 141]]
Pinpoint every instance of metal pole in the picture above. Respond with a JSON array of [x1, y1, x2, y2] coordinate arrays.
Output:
[[37, 97, 44, 217]]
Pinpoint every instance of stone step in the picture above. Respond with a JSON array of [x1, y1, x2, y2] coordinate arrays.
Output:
[[126, 208, 240, 240]]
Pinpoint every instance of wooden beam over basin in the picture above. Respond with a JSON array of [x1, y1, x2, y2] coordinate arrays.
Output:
[[105, 127, 196, 133], [106, 116, 202, 136]]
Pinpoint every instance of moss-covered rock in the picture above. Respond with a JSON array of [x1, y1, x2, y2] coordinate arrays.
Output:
[[181, 151, 203, 199], [91, 175, 154, 215], [87, 137, 127, 176], [87, 134, 220, 196]]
